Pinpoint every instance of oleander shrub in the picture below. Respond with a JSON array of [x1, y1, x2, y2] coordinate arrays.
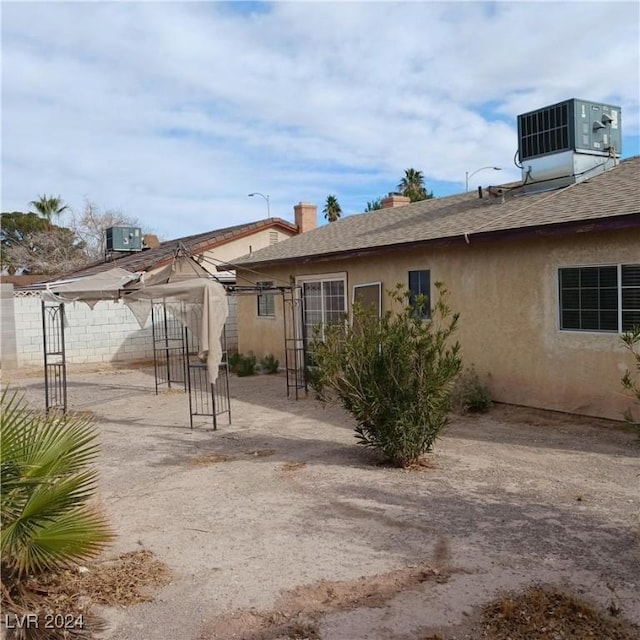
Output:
[[620, 325, 640, 435], [309, 283, 462, 467]]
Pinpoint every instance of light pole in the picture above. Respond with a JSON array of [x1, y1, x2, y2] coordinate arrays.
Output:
[[465, 166, 502, 192], [248, 192, 271, 218]]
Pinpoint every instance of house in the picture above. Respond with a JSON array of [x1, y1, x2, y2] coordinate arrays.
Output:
[[231, 157, 640, 421], [2, 217, 300, 370], [47, 217, 300, 282]]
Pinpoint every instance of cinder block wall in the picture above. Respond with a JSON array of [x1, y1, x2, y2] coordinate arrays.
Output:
[[10, 293, 155, 368], [1, 284, 18, 368], [3, 290, 236, 370]]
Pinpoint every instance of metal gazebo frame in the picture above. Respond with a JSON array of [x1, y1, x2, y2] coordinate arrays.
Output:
[[40, 281, 307, 423]]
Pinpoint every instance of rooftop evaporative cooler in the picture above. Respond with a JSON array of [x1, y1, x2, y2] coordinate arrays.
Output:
[[517, 98, 622, 194], [106, 226, 143, 253]]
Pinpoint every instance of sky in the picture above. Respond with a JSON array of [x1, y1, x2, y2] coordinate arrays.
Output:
[[2, 1, 639, 240]]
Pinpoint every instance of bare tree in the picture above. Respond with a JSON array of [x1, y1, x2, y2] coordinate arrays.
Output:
[[70, 199, 142, 261], [4, 227, 88, 276]]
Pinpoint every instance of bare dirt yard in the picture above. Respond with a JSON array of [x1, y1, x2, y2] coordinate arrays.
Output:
[[6, 366, 640, 640]]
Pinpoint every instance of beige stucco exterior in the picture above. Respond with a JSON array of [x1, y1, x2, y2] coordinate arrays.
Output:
[[237, 227, 639, 420], [198, 227, 296, 275]]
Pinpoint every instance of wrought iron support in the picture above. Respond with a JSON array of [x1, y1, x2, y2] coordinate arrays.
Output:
[[41, 300, 67, 413]]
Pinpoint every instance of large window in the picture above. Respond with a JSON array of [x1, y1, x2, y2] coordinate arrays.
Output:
[[559, 264, 640, 332], [408, 270, 431, 319], [299, 274, 347, 342], [257, 281, 275, 317]]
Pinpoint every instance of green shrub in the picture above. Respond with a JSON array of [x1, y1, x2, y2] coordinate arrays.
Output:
[[450, 365, 492, 414], [228, 351, 241, 371], [235, 352, 257, 377], [309, 283, 462, 467], [1, 387, 114, 624], [260, 354, 280, 374], [621, 325, 640, 435]]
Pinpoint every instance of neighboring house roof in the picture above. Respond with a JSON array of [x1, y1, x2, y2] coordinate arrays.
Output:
[[233, 156, 640, 268], [40, 217, 298, 282]]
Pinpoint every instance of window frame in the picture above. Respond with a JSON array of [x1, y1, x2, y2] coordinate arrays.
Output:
[[557, 263, 640, 334], [296, 272, 348, 342], [408, 269, 431, 320], [352, 282, 382, 319], [256, 281, 276, 318]]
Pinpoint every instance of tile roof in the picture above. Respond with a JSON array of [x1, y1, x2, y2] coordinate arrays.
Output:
[[43, 217, 297, 281], [233, 156, 640, 267]]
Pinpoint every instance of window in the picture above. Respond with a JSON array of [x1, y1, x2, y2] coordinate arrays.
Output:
[[257, 281, 275, 317], [408, 270, 430, 319], [299, 274, 347, 342], [353, 283, 382, 317], [269, 231, 279, 245], [622, 265, 640, 329], [559, 264, 640, 332]]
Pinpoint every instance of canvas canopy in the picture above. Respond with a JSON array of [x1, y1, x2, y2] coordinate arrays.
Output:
[[41, 261, 228, 382]]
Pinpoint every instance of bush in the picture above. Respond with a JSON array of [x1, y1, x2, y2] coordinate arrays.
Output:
[[235, 352, 257, 377], [309, 283, 462, 467], [450, 365, 492, 414], [227, 351, 241, 371], [260, 354, 280, 374], [1, 388, 114, 627], [620, 325, 640, 435]]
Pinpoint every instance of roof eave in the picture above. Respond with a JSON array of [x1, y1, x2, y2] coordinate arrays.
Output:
[[234, 212, 640, 270]]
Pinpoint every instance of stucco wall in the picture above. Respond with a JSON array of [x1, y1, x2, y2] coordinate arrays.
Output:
[[201, 227, 296, 268], [237, 228, 639, 420]]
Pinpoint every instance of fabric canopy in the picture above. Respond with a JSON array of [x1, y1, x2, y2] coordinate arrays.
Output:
[[40, 260, 228, 382]]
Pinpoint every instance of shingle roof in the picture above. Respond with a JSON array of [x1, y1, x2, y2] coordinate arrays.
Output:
[[233, 157, 640, 268], [44, 217, 297, 281]]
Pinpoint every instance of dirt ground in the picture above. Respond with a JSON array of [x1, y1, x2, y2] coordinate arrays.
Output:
[[5, 366, 640, 640]]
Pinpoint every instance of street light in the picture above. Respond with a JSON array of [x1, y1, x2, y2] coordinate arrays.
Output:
[[248, 192, 271, 218], [465, 166, 502, 192]]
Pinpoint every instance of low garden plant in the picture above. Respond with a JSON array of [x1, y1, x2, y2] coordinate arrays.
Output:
[[450, 365, 492, 414], [260, 354, 280, 374], [620, 324, 640, 435], [309, 283, 462, 468], [1, 387, 114, 637], [235, 352, 257, 377]]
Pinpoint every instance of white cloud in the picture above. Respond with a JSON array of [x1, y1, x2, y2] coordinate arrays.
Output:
[[2, 1, 638, 238]]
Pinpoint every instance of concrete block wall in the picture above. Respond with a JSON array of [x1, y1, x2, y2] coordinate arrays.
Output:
[[9, 292, 155, 368], [1, 284, 18, 368], [226, 295, 238, 353], [2, 288, 237, 370]]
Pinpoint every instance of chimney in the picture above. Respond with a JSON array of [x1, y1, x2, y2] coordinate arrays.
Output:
[[143, 234, 160, 249], [381, 192, 411, 209], [294, 202, 317, 234]]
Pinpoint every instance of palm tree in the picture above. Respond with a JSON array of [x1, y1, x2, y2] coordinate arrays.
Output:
[[29, 194, 69, 225], [323, 195, 342, 222], [365, 197, 383, 212], [1, 388, 114, 602], [397, 168, 434, 203]]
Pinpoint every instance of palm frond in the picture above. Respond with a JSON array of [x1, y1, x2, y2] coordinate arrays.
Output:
[[1, 387, 114, 579]]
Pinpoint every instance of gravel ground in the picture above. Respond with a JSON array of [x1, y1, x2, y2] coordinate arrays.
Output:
[[5, 366, 640, 640]]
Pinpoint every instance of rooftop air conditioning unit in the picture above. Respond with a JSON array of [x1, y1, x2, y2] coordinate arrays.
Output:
[[517, 98, 621, 194], [106, 226, 143, 253]]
